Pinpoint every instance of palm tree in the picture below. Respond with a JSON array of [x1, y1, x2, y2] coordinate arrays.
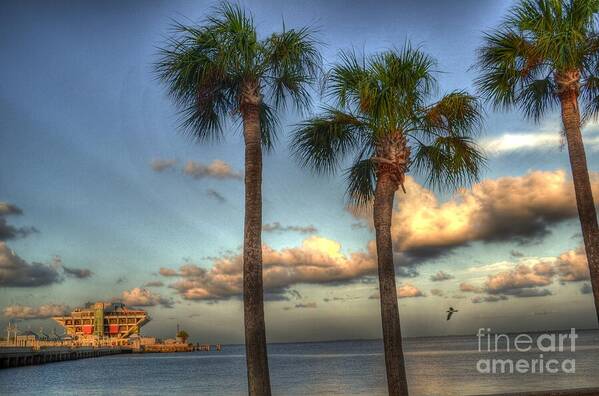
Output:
[[475, 0, 599, 323], [292, 47, 484, 396], [156, 4, 321, 395]]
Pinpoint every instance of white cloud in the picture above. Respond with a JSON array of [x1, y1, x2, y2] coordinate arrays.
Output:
[[482, 132, 562, 155], [481, 121, 599, 155], [351, 170, 599, 260], [183, 160, 242, 180], [461, 247, 589, 303], [4, 304, 69, 319], [161, 236, 382, 301], [120, 287, 174, 308]]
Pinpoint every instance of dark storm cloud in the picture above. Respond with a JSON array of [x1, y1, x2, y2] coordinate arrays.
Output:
[[0, 242, 62, 287], [0, 202, 38, 241]]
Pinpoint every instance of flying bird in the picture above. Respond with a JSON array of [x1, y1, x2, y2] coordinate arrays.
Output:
[[446, 307, 458, 321]]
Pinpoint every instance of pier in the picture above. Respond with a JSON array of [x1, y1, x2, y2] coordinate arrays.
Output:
[[0, 347, 129, 369]]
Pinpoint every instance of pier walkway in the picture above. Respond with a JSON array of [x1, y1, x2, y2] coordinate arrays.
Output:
[[0, 347, 129, 369]]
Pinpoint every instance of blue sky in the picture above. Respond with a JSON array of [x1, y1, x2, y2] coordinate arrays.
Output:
[[1, 0, 598, 344]]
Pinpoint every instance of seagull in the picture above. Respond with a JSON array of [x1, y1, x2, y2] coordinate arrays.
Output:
[[446, 307, 458, 321]]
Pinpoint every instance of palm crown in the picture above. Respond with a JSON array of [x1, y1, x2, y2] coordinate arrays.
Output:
[[155, 3, 321, 148], [292, 47, 485, 205], [475, 0, 599, 121]]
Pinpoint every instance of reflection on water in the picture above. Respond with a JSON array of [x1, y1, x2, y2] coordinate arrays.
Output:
[[1, 330, 598, 395]]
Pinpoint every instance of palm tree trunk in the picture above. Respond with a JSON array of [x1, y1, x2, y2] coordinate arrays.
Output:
[[559, 90, 599, 325], [241, 94, 272, 396], [373, 171, 410, 396]]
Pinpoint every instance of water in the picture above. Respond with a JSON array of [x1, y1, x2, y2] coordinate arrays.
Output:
[[2, 330, 598, 395]]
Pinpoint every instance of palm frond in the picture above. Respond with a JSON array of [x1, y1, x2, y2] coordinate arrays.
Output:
[[326, 49, 371, 110], [370, 46, 437, 115], [263, 26, 322, 112], [476, 0, 599, 121], [291, 108, 366, 174], [474, 28, 548, 112], [155, 21, 236, 142], [411, 135, 486, 191], [345, 157, 376, 206], [421, 91, 484, 139], [518, 77, 558, 121]]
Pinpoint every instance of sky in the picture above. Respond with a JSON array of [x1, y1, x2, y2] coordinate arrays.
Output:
[[1, 0, 598, 344]]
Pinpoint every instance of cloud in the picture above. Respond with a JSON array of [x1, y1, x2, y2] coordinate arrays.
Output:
[[502, 288, 552, 297], [183, 160, 242, 180], [510, 250, 525, 258], [206, 189, 226, 203], [430, 271, 454, 282], [0, 203, 23, 216], [370, 283, 425, 299], [143, 280, 164, 287], [62, 266, 93, 279], [162, 236, 378, 301], [460, 282, 483, 293], [159, 268, 179, 277], [294, 302, 317, 309], [481, 124, 599, 155], [150, 159, 177, 172], [461, 247, 589, 302], [262, 222, 318, 234], [554, 247, 590, 282], [485, 262, 555, 294], [482, 132, 562, 155], [323, 295, 359, 303], [351, 170, 599, 260], [120, 288, 174, 308], [430, 288, 444, 297], [0, 202, 38, 241], [45, 256, 92, 280], [3, 304, 69, 319], [471, 295, 508, 304], [581, 283, 592, 295], [398, 283, 425, 298], [0, 242, 62, 287]]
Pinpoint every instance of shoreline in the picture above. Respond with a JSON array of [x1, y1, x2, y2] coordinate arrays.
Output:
[[474, 388, 599, 396]]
